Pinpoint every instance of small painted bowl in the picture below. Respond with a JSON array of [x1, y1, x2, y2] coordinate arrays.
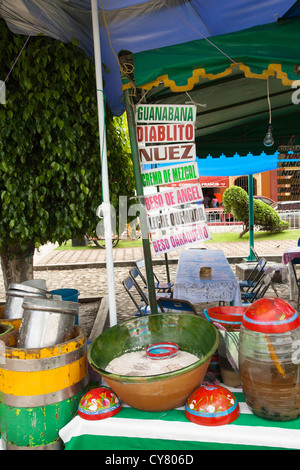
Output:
[[185, 385, 240, 426], [146, 342, 179, 360], [243, 297, 300, 333], [78, 386, 121, 420]]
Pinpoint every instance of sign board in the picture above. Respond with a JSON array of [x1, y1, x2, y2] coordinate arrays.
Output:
[[137, 123, 194, 144], [139, 142, 196, 164], [148, 204, 206, 232], [136, 104, 197, 124], [277, 152, 300, 201], [144, 184, 203, 212], [141, 162, 199, 188], [151, 223, 211, 256]]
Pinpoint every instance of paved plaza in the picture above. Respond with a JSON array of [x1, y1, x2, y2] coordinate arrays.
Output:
[[0, 238, 297, 325]]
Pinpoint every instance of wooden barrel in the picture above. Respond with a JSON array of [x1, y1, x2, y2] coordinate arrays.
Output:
[[0, 326, 88, 450]]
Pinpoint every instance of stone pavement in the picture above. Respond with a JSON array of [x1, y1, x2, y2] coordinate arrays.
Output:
[[0, 238, 298, 323], [34, 238, 297, 269]]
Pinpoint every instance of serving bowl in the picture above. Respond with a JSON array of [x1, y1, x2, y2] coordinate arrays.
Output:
[[88, 313, 218, 411]]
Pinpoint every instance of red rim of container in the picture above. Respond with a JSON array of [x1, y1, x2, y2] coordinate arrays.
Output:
[[204, 307, 247, 329], [146, 342, 179, 360]]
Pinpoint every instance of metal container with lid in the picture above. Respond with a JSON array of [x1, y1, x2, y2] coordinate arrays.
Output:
[[4, 283, 50, 319], [18, 297, 79, 348]]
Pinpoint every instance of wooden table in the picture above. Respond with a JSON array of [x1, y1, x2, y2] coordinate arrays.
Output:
[[173, 249, 242, 306], [282, 246, 300, 301]]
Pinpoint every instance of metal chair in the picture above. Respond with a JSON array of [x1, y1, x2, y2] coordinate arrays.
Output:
[[122, 276, 152, 316], [241, 269, 276, 305], [129, 267, 171, 301], [250, 246, 260, 262], [291, 262, 300, 308], [239, 257, 267, 292], [156, 297, 198, 314], [135, 259, 173, 293]]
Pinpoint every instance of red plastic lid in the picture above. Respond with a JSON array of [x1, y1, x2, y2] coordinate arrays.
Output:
[[242, 297, 300, 333], [185, 385, 240, 426], [78, 387, 121, 420], [205, 306, 247, 330], [146, 342, 179, 360]]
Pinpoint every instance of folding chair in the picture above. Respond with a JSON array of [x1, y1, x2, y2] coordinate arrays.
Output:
[[241, 269, 276, 305], [135, 259, 173, 293], [291, 262, 300, 308], [156, 297, 197, 314], [122, 276, 152, 316], [239, 257, 267, 292], [129, 267, 171, 301], [250, 246, 260, 262]]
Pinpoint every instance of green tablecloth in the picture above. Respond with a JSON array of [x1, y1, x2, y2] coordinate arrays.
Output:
[[59, 387, 300, 450]]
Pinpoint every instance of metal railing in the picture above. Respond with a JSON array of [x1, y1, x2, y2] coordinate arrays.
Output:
[[205, 208, 300, 232]]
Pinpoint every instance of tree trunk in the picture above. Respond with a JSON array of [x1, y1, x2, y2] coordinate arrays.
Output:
[[0, 244, 35, 292], [239, 224, 249, 238]]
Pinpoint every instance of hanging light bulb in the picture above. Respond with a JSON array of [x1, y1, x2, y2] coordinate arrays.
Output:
[[263, 124, 274, 147], [263, 77, 274, 147]]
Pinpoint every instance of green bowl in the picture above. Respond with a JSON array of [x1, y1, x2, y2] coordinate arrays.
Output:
[[88, 313, 218, 411]]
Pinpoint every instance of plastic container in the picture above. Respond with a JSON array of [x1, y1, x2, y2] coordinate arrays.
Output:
[[50, 289, 79, 324], [204, 306, 246, 331], [239, 297, 300, 421], [50, 288, 79, 302]]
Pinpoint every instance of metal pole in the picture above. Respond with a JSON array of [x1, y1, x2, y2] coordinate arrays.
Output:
[[119, 51, 158, 314], [91, 0, 117, 325], [245, 174, 256, 261]]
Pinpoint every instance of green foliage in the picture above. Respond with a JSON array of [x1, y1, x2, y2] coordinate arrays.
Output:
[[0, 20, 135, 252], [222, 186, 289, 235]]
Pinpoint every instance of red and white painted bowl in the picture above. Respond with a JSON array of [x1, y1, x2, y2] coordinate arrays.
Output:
[[78, 386, 121, 420], [185, 384, 240, 426]]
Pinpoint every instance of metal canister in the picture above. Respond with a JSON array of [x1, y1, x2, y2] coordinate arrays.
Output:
[[4, 283, 49, 319], [18, 297, 79, 348]]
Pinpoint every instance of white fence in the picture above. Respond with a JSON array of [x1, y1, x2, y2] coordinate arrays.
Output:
[[205, 209, 300, 232]]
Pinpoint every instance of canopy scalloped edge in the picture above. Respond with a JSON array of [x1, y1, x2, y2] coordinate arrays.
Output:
[[122, 62, 294, 93]]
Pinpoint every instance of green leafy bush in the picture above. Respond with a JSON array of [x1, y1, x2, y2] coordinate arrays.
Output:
[[0, 20, 135, 286], [222, 186, 289, 237]]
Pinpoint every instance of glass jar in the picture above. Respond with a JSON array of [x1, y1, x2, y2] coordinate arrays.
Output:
[[239, 326, 300, 421]]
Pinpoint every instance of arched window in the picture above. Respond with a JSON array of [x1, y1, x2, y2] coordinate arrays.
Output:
[[234, 176, 257, 195]]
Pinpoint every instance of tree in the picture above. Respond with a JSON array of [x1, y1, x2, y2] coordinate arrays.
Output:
[[222, 185, 289, 237], [0, 21, 135, 289]]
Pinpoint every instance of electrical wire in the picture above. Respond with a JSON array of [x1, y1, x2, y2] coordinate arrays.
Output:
[[267, 76, 272, 124]]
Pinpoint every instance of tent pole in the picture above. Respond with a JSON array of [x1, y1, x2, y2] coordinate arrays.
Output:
[[244, 174, 256, 261], [91, 0, 117, 325], [119, 52, 158, 314]]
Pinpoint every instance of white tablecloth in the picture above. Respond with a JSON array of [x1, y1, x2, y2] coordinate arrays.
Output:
[[173, 249, 242, 306]]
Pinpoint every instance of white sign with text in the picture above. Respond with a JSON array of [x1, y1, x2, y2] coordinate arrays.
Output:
[[151, 223, 211, 255]]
